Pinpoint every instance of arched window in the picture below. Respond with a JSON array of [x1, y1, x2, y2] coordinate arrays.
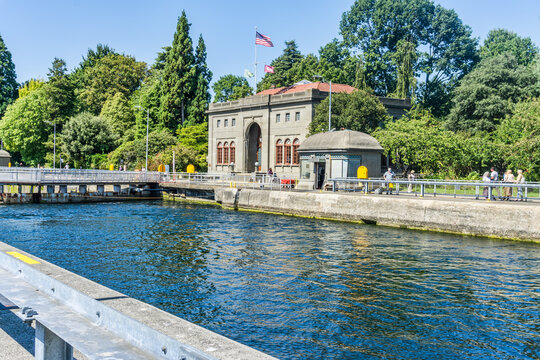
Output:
[[217, 142, 223, 165], [292, 139, 300, 165], [230, 142, 236, 164], [284, 139, 291, 165], [223, 142, 229, 165], [275, 139, 283, 165]]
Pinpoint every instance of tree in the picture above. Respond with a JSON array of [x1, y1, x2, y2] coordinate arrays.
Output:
[[18, 79, 45, 98], [480, 29, 539, 66], [44, 57, 76, 126], [77, 53, 146, 114], [48, 57, 68, 80], [100, 92, 136, 143], [0, 90, 51, 165], [0, 34, 18, 117], [61, 112, 115, 167], [309, 90, 390, 134], [257, 40, 304, 91], [212, 75, 252, 102], [446, 54, 539, 132], [187, 35, 212, 125], [495, 98, 540, 180], [132, 68, 162, 138], [340, 0, 478, 115], [392, 40, 417, 99], [160, 10, 197, 130]]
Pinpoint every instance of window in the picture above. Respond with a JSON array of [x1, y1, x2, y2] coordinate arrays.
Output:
[[217, 142, 223, 165], [284, 139, 291, 165], [232, 118, 236, 126], [292, 139, 300, 165], [223, 142, 229, 165], [217, 119, 221, 128], [230, 142, 236, 164], [276, 114, 281, 123], [295, 112, 300, 121], [224, 119, 228, 127], [275, 139, 283, 165], [285, 113, 290, 122]]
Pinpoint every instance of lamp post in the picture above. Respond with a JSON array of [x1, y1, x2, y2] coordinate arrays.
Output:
[[314, 75, 332, 131], [53, 120, 56, 169], [134, 106, 149, 171]]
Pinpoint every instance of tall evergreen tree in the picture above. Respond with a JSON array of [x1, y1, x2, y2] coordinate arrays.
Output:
[[0, 34, 18, 117], [187, 35, 212, 125], [392, 40, 417, 99], [160, 10, 197, 131], [258, 40, 303, 91]]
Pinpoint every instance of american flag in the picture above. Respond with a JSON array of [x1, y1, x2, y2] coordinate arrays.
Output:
[[256, 32, 274, 47]]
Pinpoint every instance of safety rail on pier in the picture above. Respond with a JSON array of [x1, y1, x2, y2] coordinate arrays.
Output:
[[328, 177, 540, 202], [0, 167, 162, 185], [163, 172, 298, 190]]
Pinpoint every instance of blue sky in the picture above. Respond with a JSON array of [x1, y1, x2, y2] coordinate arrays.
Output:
[[1, 0, 539, 86]]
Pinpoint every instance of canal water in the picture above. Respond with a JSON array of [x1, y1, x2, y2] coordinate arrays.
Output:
[[1, 201, 539, 359]]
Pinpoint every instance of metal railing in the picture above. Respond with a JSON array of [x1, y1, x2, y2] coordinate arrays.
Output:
[[0, 167, 162, 185], [162, 172, 299, 191], [328, 177, 540, 202]]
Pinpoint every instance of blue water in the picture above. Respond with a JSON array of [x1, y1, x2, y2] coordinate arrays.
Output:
[[1, 201, 539, 359]]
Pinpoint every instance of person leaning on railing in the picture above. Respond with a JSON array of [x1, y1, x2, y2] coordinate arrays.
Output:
[[482, 171, 491, 199], [515, 169, 525, 201], [502, 169, 515, 200]]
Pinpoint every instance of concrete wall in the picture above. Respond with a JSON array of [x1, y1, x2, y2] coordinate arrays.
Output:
[[215, 188, 540, 242]]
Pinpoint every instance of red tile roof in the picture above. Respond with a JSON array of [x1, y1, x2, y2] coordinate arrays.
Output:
[[256, 82, 356, 96]]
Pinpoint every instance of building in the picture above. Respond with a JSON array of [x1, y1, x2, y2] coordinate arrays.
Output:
[[0, 150, 11, 167], [207, 81, 410, 176], [296, 130, 383, 190]]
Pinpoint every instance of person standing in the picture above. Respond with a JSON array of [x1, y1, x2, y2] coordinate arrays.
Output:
[[383, 168, 395, 194], [503, 169, 514, 200], [515, 169, 525, 201], [407, 170, 415, 193], [482, 171, 491, 199], [490, 167, 499, 200]]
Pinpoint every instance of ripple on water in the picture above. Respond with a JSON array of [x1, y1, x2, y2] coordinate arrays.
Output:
[[1, 201, 539, 360]]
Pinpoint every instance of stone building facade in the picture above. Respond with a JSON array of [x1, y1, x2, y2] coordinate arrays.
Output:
[[207, 82, 410, 176]]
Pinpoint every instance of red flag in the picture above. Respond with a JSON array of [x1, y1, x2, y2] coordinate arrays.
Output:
[[264, 65, 275, 73], [255, 32, 274, 47]]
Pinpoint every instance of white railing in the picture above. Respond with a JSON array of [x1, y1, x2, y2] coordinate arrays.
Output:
[[162, 172, 298, 190], [0, 167, 162, 184]]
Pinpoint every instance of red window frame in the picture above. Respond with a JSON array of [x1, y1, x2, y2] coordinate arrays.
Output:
[[292, 139, 300, 165], [276, 139, 283, 165], [223, 142, 229, 165], [217, 142, 223, 165], [230, 142, 236, 164], [284, 139, 291, 165]]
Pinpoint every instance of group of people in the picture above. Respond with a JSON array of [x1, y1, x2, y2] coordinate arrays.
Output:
[[482, 167, 526, 201]]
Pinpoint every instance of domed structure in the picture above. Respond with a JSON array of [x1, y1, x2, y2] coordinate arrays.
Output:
[[0, 149, 11, 167], [296, 130, 383, 190], [297, 129, 383, 152]]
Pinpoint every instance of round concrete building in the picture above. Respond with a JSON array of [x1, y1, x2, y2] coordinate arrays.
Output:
[[296, 129, 383, 190], [0, 149, 11, 167]]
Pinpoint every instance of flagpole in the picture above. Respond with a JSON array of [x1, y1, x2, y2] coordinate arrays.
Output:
[[254, 26, 257, 92]]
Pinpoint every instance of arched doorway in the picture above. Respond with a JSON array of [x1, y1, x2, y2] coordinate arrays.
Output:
[[246, 122, 262, 172]]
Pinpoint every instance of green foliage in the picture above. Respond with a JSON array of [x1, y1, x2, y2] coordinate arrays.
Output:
[[108, 130, 177, 170], [0, 34, 18, 117], [373, 108, 502, 177], [391, 40, 417, 99], [60, 112, 115, 167], [176, 122, 208, 169], [18, 79, 45, 99], [446, 54, 539, 132], [494, 98, 540, 180], [480, 29, 539, 66], [0, 89, 50, 165], [212, 75, 252, 102], [187, 35, 212, 126], [159, 10, 197, 130], [340, 0, 478, 115], [258, 40, 304, 91], [100, 92, 136, 143], [132, 68, 162, 138], [48, 58, 68, 80], [43, 57, 76, 126], [309, 90, 389, 134], [77, 53, 146, 114]]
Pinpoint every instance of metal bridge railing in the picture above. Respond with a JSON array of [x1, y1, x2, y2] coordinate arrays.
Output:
[[0, 167, 162, 185], [162, 172, 299, 191], [328, 177, 540, 202]]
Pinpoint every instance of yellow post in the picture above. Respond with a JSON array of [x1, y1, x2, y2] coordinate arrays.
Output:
[[109, 164, 114, 171], [186, 164, 195, 173], [357, 166, 368, 179], [8, 162, 11, 168], [158, 164, 166, 172]]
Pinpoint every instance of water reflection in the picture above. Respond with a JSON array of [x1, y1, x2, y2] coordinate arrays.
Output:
[[1, 202, 539, 359]]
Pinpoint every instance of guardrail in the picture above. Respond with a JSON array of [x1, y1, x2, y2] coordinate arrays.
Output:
[[328, 177, 540, 202], [163, 172, 298, 190], [0, 167, 162, 185]]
